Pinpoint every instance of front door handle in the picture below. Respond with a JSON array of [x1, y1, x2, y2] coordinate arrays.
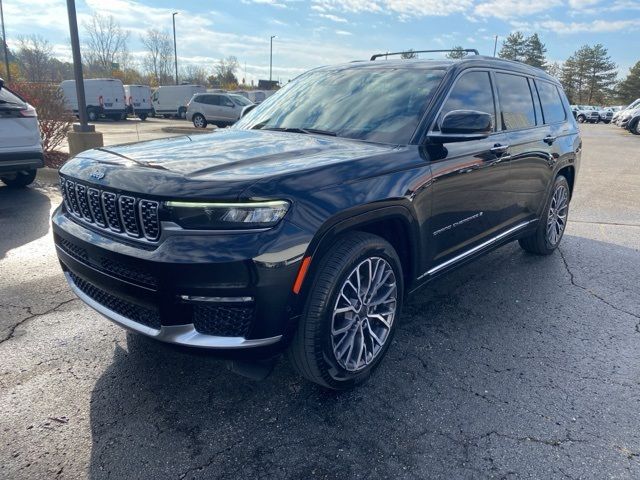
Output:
[[490, 144, 509, 155], [543, 135, 557, 145]]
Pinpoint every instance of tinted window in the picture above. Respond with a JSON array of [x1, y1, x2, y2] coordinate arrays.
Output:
[[235, 67, 445, 144], [440, 71, 495, 129], [209, 95, 221, 106], [193, 94, 207, 104], [536, 81, 566, 124], [220, 95, 235, 107], [495, 73, 536, 130], [230, 95, 252, 106]]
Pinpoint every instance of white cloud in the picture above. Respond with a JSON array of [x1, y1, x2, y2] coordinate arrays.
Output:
[[312, 0, 470, 17], [335, 30, 353, 35], [319, 13, 349, 23], [474, 0, 563, 20], [568, 0, 600, 8], [536, 18, 640, 33]]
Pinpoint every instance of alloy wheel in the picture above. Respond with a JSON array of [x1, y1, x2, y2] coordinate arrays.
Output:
[[547, 184, 569, 246], [194, 115, 205, 128], [331, 257, 398, 372]]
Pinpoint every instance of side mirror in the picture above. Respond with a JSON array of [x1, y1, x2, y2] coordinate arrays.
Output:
[[430, 110, 493, 143]]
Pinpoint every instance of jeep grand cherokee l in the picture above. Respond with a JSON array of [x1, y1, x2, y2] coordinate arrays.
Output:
[[53, 54, 580, 389]]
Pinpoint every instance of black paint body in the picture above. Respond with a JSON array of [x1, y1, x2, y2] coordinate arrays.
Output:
[[52, 56, 581, 357]]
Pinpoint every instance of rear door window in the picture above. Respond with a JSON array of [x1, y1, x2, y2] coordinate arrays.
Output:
[[0, 87, 26, 107], [439, 71, 495, 130], [209, 95, 222, 106], [495, 73, 536, 130], [536, 80, 567, 124]]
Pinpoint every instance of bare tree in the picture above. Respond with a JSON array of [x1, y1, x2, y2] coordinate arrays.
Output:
[[180, 65, 208, 85], [400, 49, 417, 59], [141, 29, 173, 86], [83, 14, 129, 77], [15, 35, 53, 82], [211, 56, 239, 87]]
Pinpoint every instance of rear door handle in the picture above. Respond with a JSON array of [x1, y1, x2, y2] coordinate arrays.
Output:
[[490, 144, 509, 155], [543, 135, 557, 145]]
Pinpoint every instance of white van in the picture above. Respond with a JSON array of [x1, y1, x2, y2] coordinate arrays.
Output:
[[60, 78, 127, 121], [124, 84, 152, 120], [151, 85, 206, 118]]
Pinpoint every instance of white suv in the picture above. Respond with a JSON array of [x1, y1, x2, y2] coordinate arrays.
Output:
[[186, 93, 254, 128], [0, 79, 43, 188]]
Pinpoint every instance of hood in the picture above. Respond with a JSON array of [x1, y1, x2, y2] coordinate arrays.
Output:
[[60, 128, 396, 199]]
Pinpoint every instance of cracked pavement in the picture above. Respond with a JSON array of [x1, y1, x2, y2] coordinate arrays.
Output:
[[1, 124, 639, 479]]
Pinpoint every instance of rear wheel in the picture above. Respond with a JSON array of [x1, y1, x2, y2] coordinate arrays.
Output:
[[577, 115, 585, 123], [87, 108, 98, 121], [288, 232, 403, 390], [192, 113, 207, 128], [178, 107, 187, 119], [519, 175, 570, 255], [1, 169, 37, 188], [138, 113, 148, 121]]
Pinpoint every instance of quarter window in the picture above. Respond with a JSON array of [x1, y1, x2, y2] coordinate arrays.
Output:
[[536, 80, 566, 124], [495, 73, 536, 130], [440, 71, 495, 129]]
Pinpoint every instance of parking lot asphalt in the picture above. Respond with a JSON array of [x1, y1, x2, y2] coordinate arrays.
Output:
[[1, 124, 639, 479]]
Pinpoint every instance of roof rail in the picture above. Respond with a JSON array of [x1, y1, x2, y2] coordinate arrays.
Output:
[[370, 49, 480, 61]]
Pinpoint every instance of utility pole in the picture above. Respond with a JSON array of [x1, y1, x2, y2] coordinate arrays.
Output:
[[65, 0, 103, 154], [269, 35, 276, 85], [493, 35, 498, 57], [0, 0, 10, 82], [172, 12, 179, 85]]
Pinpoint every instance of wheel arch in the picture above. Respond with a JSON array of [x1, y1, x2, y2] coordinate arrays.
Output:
[[295, 204, 420, 313]]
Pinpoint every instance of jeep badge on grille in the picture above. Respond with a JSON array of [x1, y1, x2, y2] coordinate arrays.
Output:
[[89, 167, 106, 180]]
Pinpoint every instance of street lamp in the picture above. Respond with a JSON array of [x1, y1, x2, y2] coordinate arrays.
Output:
[[269, 35, 277, 86], [0, 0, 10, 82], [172, 12, 179, 85]]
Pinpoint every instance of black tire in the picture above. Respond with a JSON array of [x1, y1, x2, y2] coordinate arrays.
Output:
[[630, 119, 640, 135], [288, 232, 404, 390], [87, 108, 99, 122], [178, 107, 187, 119], [577, 115, 585, 123], [519, 175, 570, 255], [1, 169, 37, 188], [192, 113, 207, 128], [138, 113, 148, 121]]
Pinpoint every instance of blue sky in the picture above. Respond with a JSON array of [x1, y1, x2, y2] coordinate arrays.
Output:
[[3, 0, 639, 83]]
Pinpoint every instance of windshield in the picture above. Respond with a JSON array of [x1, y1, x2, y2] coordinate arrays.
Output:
[[234, 66, 446, 144], [230, 94, 252, 106]]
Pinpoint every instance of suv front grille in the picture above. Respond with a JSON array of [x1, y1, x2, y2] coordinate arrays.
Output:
[[193, 304, 254, 337], [60, 177, 160, 241], [68, 270, 161, 329]]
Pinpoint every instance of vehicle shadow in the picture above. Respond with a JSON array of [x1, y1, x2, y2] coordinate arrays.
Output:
[[0, 186, 51, 260], [87, 235, 640, 479]]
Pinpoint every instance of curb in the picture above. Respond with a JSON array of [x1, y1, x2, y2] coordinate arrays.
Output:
[[161, 126, 217, 135], [36, 167, 60, 186]]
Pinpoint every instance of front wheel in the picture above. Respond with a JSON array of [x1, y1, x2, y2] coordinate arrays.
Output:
[[577, 115, 585, 123], [192, 113, 207, 128], [1, 169, 37, 188], [288, 232, 403, 390], [519, 175, 570, 255]]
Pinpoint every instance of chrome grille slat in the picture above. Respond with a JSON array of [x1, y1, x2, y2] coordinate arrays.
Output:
[[60, 177, 160, 242]]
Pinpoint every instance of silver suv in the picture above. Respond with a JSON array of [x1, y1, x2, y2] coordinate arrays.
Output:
[[187, 93, 254, 128], [0, 79, 43, 188]]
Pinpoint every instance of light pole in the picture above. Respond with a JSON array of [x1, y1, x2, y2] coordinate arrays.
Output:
[[493, 35, 498, 57], [66, 0, 89, 131], [269, 35, 277, 86], [172, 12, 179, 85], [0, 0, 10, 82]]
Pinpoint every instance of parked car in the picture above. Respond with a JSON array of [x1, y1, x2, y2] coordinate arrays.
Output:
[[124, 85, 153, 120], [0, 78, 43, 187], [186, 92, 254, 128], [596, 107, 614, 124], [61, 78, 127, 121], [151, 85, 206, 119], [625, 109, 640, 134], [619, 107, 640, 129], [613, 99, 640, 124], [232, 90, 275, 104], [53, 54, 580, 389], [571, 105, 599, 123]]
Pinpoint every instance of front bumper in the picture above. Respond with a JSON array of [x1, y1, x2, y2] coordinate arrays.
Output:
[[52, 205, 310, 354]]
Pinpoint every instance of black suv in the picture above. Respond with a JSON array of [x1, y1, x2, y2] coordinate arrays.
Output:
[[53, 54, 580, 389]]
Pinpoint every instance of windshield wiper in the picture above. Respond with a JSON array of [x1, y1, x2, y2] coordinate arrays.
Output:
[[260, 126, 337, 137]]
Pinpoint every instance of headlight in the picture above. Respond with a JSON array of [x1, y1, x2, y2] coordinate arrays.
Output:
[[165, 200, 290, 230]]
